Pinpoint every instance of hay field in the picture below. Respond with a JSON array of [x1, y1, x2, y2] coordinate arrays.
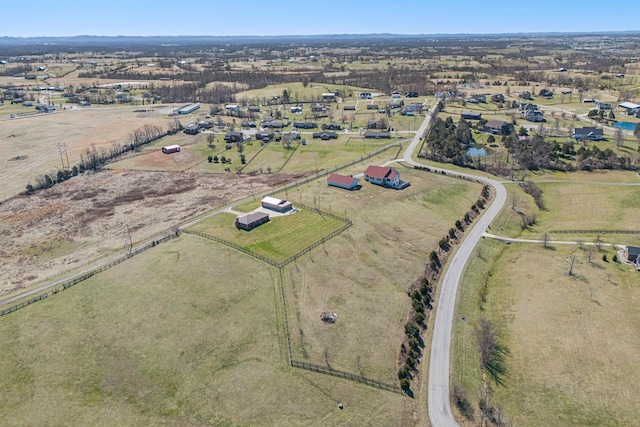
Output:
[[452, 241, 640, 426], [0, 107, 172, 201], [0, 235, 415, 426], [281, 167, 483, 383]]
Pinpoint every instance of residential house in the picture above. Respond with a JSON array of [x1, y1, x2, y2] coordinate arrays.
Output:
[[184, 124, 200, 135], [462, 112, 482, 120], [312, 131, 337, 140], [283, 132, 301, 141], [366, 104, 379, 110], [364, 131, 391, 139], [485, 120, 513, 135], [311, 103, 327, 112], [248, 105, 261, 112], [263, 120, 285, 129], [343, 105, 356, 111], [293, 121, 317, 129], [572, 127, 604, 140], [290, 106, 303, 113], [324, 123, 341, 131], [519, 91, 533, 100], [255, 131, 274, 142], [539, 89, 554, 98], [241, 120, 257, 128], [224, 131, 244, 142], [522, 108, 545, 122], [405, 91, 419, 98], [595, 101, 612, 110], [235, 212, 270, 231], [468, 94, 486, 104], [327, 174, 360, 190], [363, 165, 410, 189], [491, 94, 505, 103], [322, 93, 336, 101], [624, 246, 640, 264]]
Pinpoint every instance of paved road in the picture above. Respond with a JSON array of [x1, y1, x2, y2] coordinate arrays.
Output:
[[400, 107, 508, 427]]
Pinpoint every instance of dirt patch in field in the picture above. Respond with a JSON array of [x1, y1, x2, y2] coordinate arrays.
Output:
[[0, 169, 307, 295]]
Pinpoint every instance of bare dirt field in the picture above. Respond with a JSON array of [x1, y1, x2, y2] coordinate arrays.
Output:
[[0, 106, 175, 201], [0, 169, 306, 296]]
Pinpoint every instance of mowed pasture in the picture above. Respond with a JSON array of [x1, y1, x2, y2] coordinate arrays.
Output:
[[278, 167, 483, 384], [109, 131, 401, 176], [0, 235, 415, 426], [452, 240, 640, 426], [189, 208, 347, 264], [0, 107, 173, 201], [505, 180, 640, 245]]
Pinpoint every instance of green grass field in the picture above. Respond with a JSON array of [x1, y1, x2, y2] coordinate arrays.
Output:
[[495, 180, 640, 246], [0, 235, 415, 426], [279, 167, 483, 383], [452, 241, 640, 426], [189, 208, 347, 263]]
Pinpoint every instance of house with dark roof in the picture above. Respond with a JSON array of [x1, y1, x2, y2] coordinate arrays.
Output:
[[468, 95, 486, 104], [364, 165, 409, 189], [624, 246, 640, 264], [224, 131, 244, 142], [462, 112, 482, 120], [327, 173, 360, 190], [255, 131, 274, 142], [312, 131, 338, 140], [491, 94, 505, 103], [235, 211, 270, 231], [366, 104, 379, 110], [343, 105, 356, 111], [519, 91, 533, 100], [184, 124, 200, 135], [324, 123, 342, 130], [364, 131, 391, 139], [522, 109, 545, 122], [293, 121, 317, 129], [485, 120, 513, 135], [572, 127, 604, 140]]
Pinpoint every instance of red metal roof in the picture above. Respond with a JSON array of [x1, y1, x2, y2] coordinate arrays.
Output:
[[364, 165, 394, 179], [327, 173, 357, 186]]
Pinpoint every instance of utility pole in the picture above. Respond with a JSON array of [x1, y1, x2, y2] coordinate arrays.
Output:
[[57, 142, 70, 170], [126, 224, 133, 254]]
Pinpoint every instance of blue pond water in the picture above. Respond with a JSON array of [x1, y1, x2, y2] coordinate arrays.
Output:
[[613, 122, 637, 131], [467, 147, 487, 156]]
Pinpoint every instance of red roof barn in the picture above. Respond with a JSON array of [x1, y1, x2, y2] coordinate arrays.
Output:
[[327, 173, 360, 190]]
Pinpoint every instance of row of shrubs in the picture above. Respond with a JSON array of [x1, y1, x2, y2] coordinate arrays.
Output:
[[398, 184, 491, 395]]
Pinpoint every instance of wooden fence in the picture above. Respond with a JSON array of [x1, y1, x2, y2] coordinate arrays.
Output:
[[550, 230, 640, 235], [0, 233, 178, 317], [290, 360, 401, 394]]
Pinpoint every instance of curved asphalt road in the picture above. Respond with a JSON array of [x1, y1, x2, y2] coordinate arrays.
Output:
[[401, 110, 508, 427]]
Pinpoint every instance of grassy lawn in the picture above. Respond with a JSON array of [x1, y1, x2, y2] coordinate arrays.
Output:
[[243, 136, 400, 175], [281, 167, 483, 383], [189, 208, 347, 264], [452, 241, 640, 426], [0, 235, 414, 426], [494, 181, 640, 246]]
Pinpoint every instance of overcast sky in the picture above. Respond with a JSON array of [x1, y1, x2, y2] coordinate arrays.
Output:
[[2, 0, 638, 37]]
